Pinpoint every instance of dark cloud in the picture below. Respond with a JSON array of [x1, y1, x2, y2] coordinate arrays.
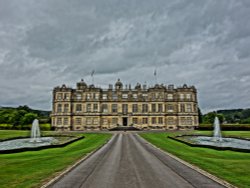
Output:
[[0, 0, 250, 113]]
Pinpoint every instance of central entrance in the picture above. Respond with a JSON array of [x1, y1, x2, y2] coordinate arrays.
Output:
[[122, 117, 128, 126]]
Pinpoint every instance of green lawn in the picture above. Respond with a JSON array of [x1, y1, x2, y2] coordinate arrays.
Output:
[[0, 131, 112, 188], [140, 131, 250, 188]]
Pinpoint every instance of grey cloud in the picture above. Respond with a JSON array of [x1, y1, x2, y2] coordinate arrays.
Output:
[[0, 0, 250, 113]]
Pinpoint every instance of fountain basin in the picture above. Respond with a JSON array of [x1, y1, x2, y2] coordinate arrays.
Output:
[[169, 135, 250, 153], [0, 136, 84, 154]]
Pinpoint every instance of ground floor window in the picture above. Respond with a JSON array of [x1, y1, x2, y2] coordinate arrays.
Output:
[[57, 117, 62, 125], [142, 118, 148, 124], [152, 117, 156, 124], [112, 118, 118, 125], [93, 118, 99, 125], [167, 117, 175, 125], [132, 118, 138, 124], [86, 118, 92, 125], [63, 117, 69, 125], [158, 117, 163, 124], [75, 118, 82, 125]]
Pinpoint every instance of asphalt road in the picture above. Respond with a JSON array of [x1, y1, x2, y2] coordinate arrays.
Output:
[[49, 133, 225, 188]]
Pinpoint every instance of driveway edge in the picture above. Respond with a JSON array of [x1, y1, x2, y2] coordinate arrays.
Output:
[[40, 134, 114, 188], [137, 134, 237, 188]]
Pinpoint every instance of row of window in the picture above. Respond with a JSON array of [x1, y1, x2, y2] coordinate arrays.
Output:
[[56, 93, 194, 101], [55, 117, 196, 126], [56, 103, 197, 113]]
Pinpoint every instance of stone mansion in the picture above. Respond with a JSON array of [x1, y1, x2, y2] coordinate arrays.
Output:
[[51, 79, 199, 131]]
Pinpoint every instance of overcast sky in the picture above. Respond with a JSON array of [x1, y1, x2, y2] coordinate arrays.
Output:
[[0, 0, 250, 113]]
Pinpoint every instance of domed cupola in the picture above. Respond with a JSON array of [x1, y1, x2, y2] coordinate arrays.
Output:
[[115, 78, 123, 90], [77, 79, 87, 90]]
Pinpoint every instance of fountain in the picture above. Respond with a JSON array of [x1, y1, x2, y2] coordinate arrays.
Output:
[[173, 117, 250, 151], [0, 119, 57, 152], [30, 119, 41, 142], [213, 117, 222, 141]]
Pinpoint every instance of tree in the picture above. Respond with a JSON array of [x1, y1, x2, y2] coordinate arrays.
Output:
[[20, 113, 38, 125], [198, 108, 203, 124]]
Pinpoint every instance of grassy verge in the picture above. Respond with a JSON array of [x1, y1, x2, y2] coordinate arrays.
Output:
[[140, 131, 250, 188], [0, 131, 112, 188]]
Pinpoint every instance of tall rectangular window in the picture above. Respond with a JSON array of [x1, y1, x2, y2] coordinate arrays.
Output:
[[93, 103, 98, 112], [112, 104, 117, 113], [187, 117, 192, 125], [158, 117, 163, 124], [63, 118, 69, 125], [102, 104, 108, 113], [86, 118, 92, 125], [180, 104, 185, 112], [102, 94, 107, 100], [167, 94, 173, 100], [151, 104, 156, 112], [158, 104, 163, 112], [122, 104, 128, 114], [167, 117, 175, 125], [142, 104, 148, 113], [76, 94, 82, 100], [57, 104, 62, 113], [57, 93, 62, 100], [132, 104, 138, 113], [86, 104, 91, 112], [57, 117, 62, 125], [186, 104, 192, 112], [152, 117, 156, 124], [64, 104, 69, 112]]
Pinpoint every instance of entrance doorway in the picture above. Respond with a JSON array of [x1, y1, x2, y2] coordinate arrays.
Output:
[[122, 117, 128, 126]]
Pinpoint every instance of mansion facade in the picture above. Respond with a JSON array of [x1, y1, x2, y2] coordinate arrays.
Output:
[[51, 79, 199, 131]]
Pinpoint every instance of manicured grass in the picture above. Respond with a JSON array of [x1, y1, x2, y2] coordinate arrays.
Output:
[[140, 131, 250, 188], [0, 130, 30, 140], [0, 131, 112, 188]]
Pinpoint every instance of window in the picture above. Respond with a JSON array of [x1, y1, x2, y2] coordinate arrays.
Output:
[[102, 118, 108, 125], [64, 104, 69, 112], [158, 117, 163, 124], [64, 93, 70, 100], [167, 117, 175, 125], [102, 104, 108, 113], [86, 104, 91, 112], [142, 118, 148, 124], [167, 94, 173, 100], [151, 104, 156, 113], [133, 94, 137, 99], [93, 118, 99, 125], [102, 94, 107, 100], [186, 94, 191, 100], [57, 104, 62, 113], [132, 104, 138, 113], [187, 117, 192, 125], [180, 104, 185, 112], [112, 118, 118, 125], [142, 104, 148, 113], [142, 94, 148, 99], [152, 117, 156, 124], [57, 117, 62, 125], [158, 104, 163, 112], [122, 94, 128, 99], [75, 118, 82, 125], [86, 118, 92, 125], [122, 104, 128, 113], [76, 94, 82, 100], [112, 104, 117, 113], [180, 94, 184, 100], [87, 94, 91, 100], [76, 104, 82, 112], [57, 93, 62, 100], [167, 105, 174, 112], [93, 103, 98, 112], [180, 117, 186, 125], [186, 104, 192, 112], [63, 118, 69, 125], [112, 93, 118, 100], [132, 118, 138, 124]]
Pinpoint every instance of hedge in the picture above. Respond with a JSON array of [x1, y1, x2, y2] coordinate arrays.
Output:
[[0, 123, 52, 131]]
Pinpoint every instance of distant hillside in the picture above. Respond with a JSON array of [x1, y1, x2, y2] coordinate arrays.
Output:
[[202, 108, 250, 124], [0, 105, 51, 125]]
